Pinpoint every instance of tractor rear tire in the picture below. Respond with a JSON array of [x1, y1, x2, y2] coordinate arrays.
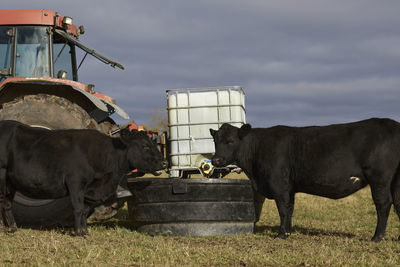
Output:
[[0, 94, 118, 227]]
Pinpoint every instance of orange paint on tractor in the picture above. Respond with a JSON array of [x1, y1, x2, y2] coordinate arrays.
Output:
[[128, 122, 144, 131]]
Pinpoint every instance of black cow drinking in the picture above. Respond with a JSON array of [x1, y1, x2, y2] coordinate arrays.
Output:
[[0, 120, 167, 236], [210, 118, 400, 241]]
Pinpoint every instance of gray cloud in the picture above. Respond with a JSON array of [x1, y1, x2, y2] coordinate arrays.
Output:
[[6, 1, 400, 127]]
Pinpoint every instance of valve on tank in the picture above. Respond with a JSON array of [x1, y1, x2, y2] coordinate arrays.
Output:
[[200, 160, 214, 177]]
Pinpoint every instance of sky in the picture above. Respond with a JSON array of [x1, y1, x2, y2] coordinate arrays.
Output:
[[5, 1, 400, 127]]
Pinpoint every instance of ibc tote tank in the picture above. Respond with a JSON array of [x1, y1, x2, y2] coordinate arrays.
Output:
[[166, 86, 246, 178]]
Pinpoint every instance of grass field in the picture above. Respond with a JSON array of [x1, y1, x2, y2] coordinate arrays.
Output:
[[1, 185, 399, 266]]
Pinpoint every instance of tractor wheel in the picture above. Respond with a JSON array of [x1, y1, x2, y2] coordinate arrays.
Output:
[[0, 94, 120, 227]]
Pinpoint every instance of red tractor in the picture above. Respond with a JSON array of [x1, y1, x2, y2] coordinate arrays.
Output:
[[0, 9, 130, 226]]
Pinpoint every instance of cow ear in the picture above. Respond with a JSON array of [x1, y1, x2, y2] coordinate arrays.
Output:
[[239, 124, 251, 139], [209, 128, 216, 137], [120, 128, 133, 144]]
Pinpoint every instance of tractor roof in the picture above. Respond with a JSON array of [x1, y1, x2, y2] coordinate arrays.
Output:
[[0, 9, 79, 37], [0, 9, 124, 70]]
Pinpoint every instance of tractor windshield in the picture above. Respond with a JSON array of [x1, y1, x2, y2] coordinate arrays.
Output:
[[15, 27, 50, 77]]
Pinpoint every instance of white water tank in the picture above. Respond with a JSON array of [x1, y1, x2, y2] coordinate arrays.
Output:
[[167, 86, 246, 177]]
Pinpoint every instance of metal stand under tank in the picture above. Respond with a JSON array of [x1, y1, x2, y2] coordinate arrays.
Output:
[[127, 178, 265, 236]]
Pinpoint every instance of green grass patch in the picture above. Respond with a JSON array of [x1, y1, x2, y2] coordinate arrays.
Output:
[[1, 187, 399, 266]]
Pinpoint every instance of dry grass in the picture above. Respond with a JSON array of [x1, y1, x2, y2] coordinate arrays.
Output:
[[1, 186, 399, 266]]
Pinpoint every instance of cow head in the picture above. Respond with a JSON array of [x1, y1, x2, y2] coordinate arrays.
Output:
[[120, 128, 168, 175], [210, 123, 251, 167]]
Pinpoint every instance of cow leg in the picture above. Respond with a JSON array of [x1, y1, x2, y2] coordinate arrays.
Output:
[[68, 183, 87, 236], [274, 193, 293, 239], [394, 192, 400, 241], [0, 169, 17, 233], [0, 168, 6, 230], [79, 212, 88, 236], [80, 205, 92, 236], [72, 193, 86, 236], [286, 193, 295, 234], [3, 186, 17, 233], [391, 174, 400, 241], [370, 183, 392, 242]]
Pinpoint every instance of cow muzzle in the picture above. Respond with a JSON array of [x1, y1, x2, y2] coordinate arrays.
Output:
[[153, 160, 168, 176], [212, 156, 225, 167], [161, 160, 168, 169]]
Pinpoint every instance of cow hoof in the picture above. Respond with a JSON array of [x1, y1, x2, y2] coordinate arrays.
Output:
[[72, 231, 88, 237], [276, 233, 290, 239], [7, 227, 17, 233], [371, 235, 384, 242]]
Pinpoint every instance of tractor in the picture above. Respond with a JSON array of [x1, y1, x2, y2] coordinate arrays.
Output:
[[0, 9, 131, 226]]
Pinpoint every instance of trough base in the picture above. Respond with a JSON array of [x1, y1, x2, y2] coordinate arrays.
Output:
[[136, 222, 254, 236]]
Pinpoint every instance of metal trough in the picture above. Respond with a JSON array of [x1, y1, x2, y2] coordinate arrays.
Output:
[[127, 178, 264, 236]]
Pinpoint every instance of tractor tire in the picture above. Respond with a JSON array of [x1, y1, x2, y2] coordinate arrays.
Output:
[[0, 94, 120, 227]]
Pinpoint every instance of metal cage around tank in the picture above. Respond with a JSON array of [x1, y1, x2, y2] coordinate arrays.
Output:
[[166, 86, 246, 177]]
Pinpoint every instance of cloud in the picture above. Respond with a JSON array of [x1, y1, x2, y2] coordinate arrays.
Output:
[[6, 1, 400, 127]]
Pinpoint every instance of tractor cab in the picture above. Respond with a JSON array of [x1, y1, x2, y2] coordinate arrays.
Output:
[[0, 11, 123, 83]]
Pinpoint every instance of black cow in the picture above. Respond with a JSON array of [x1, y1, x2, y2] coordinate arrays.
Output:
[[0, 120, 167, 236], [210, 118, 400, 241]]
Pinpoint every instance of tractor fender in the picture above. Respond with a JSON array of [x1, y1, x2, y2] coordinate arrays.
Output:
[[104, 101, 130, 120], [0, 78, 130, 121]]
